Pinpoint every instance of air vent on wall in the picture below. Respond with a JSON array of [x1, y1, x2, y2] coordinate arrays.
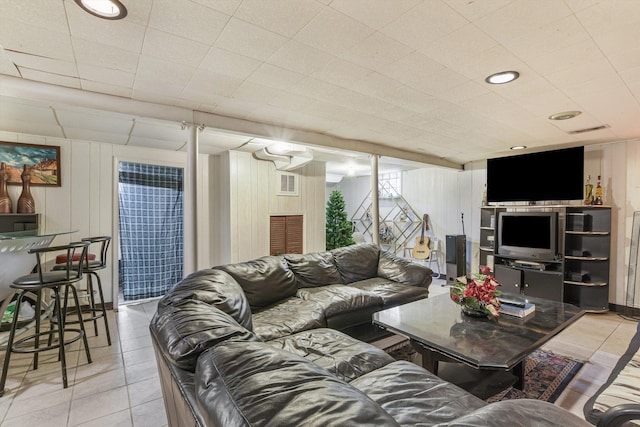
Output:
[[277, 172, 298, 196], [568, 125, 609, 134]]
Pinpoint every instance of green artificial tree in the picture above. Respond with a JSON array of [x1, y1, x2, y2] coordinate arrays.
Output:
[[326, 189, 355, 250]]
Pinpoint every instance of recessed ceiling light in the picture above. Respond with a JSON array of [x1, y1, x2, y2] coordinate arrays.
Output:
[[485, 71, 519, 85], [548, 111, 582, 120], [510, 146, 527, 150], [74, 0, 127, 20]]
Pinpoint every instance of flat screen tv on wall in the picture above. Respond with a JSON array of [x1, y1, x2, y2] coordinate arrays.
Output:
[[486, 146, 584, 203]]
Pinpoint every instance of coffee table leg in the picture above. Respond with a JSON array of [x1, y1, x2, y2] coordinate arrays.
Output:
[[410, 341, 439, 375], [512, 360, 525, 390]]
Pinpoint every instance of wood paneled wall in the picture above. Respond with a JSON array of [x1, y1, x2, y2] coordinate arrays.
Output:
[[216, 151, 326, 264]]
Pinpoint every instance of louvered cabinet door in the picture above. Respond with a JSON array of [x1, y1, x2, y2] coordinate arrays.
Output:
[[270, 215, 303, 255]]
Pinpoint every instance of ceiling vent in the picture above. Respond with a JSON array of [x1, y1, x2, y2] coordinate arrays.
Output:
[[568, 125, 609, 134], [276, 172, 298, 196]]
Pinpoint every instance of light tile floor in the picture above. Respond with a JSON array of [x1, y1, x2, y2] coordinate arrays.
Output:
[[0, 281, 636, 426]]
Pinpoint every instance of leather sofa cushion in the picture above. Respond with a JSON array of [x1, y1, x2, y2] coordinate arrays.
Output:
[[296, 284, 383, 317], [351, 277, 430, 306], [150, 301, 260, 372], [251, 297, 326, 341], [378, 250, 433, 288], [284, 251, 341, 287], [196, 341, 399, 427], [213, 256, 296, 311], [350, 361, 487, 425], [268, 328, 395, 382], [159, 269, 253, 330], [444, 399, 592, 427], [332, 243, 380, 284]]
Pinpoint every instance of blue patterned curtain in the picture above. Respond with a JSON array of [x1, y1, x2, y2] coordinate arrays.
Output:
[[118, 162, 184, 301]]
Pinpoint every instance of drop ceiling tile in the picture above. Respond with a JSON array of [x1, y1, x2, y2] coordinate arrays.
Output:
[[18, 67, 81, 89], [0, 98, 57, 123], [419, 23, 498, 69], [232, 81, 285, 105], [234, 0, 323, 38], [503, 15, 591, 63], [190, 0, 242, 16], [148, 0, 228, 44], [0, 119, 64, 139], [0, 18, 74, 61], [475, 0, 572, 45], [54, 108, 133, 133], [5, 51, 77, 78], [142, 28, 210, 69], [380, 1, 467, 50], [576, 1, 640, 37], [288, 77, 343, 102], [136, 55, 195, 87], [329, 0, 421, 30], [63, 127, 128, 144], [310, 58, 372, 88], [133, 84, 187, 104], [215, 18, 288, 62], [444, 0, 514, 22], [76, 63, 134, 88], [72, 38, 140, 74], [3, 0, 68, 33], [199, 47, 261, 81], [438, 80, 489, 104], [81, 80, 133, 98], [408, 67, 470, 96], [131, 119, 187, 141], [102, 0, 152, 25], [211, 98, 259, 119], [182, 69, 244, 100], [546, 57, 619, 90], [294, 8, 374, 56], [268, 40, 336, 75], [341, 32, 413, 70], [247, 64, 305, 90], [380, 51, 445, 86], [66, 4, 146, 54], [127, 135, 185, 151], [268, 92, 316, 111], [0, 48, 19, 76]]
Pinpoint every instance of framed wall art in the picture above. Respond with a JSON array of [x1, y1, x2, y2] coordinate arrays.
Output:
[[0, 141, 61, 187]]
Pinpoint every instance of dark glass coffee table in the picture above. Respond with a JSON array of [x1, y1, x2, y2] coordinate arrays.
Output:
[[372, 293, 584, 390]]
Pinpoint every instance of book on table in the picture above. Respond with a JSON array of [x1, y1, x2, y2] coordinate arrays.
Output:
[[499, 301, 535, 318]]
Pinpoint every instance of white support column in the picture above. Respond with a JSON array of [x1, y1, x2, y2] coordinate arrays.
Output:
[[370, 155, 380, 246], [184, 124, 199, 275]]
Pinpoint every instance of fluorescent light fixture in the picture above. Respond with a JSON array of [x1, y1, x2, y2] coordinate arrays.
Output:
[[548, 111, 582, 120], [485, 71, 519, 84], [510, 146, 527, 150], [74, 0, 127, 19]]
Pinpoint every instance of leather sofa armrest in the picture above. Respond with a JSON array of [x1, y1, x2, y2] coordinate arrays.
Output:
[[377, 250, 433, 288], [597, 404, 640, 427]]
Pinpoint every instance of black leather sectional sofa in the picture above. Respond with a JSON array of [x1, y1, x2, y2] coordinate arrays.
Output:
[[150, 243, 590, 426]]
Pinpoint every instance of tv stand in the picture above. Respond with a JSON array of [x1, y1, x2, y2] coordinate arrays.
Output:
[[479, 205, 611, 312]]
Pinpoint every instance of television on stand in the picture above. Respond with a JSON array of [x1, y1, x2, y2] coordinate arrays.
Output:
[[487, 146, 584, 203], [497, 211, 558, 261]]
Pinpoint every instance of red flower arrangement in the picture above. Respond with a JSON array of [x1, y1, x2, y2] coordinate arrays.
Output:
[[449, 266, 502, 318]]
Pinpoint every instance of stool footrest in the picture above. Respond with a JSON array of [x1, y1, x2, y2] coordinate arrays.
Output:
[[11, 329, 85, 354]]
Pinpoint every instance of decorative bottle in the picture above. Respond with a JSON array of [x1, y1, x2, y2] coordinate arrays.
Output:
[[17, 165, 35, 214], [0, 162, 12, 213], [593, 175, 603, 205], [584, 175, 593, 205]]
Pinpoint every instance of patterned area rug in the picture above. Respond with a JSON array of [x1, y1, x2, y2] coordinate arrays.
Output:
[[385, 340, 584, 403]]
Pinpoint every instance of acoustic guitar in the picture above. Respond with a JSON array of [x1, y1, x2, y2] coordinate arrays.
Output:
[[412, 214, 431, 259]]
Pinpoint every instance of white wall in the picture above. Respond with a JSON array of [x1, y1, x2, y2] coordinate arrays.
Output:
[[0, 130, 212, 305]]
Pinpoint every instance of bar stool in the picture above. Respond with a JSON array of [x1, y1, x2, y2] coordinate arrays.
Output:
[[0, 241, 92, 395], [53, 236, 112, 346]]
